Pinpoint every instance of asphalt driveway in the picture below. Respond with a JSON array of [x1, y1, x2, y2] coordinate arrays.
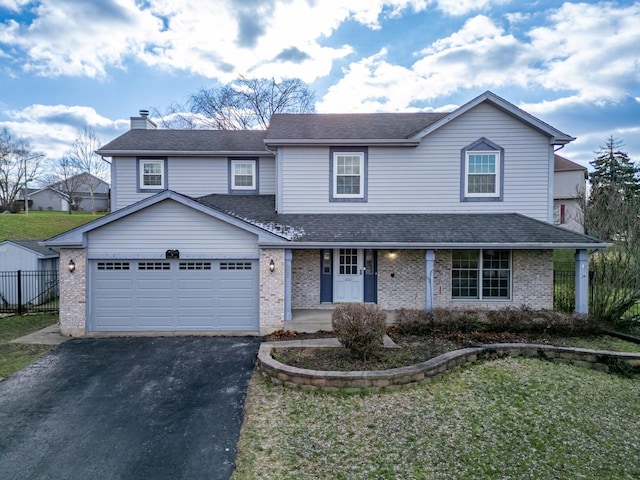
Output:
[[0, 336, 260, 480]]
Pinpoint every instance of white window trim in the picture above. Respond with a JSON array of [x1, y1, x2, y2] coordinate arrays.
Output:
[[231, 159, 256, 191], [464, 151, 501, 198], [139, 159, 165, 190], [333, 152, 364, 199]]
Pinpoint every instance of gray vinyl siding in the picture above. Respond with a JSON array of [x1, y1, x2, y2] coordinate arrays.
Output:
[[259, 157, 276, 194], [88, 199, 259, 257], [0, 244, 39, 271], [112, 156, 276, 210], [280, 103, 552, 221]]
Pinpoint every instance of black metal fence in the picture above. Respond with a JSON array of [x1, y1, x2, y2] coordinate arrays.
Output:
[[0, 270, 59, 314], [554, 267, 640, 319]]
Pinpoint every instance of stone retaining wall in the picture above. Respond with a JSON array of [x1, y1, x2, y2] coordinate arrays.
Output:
[[258, 343, 640, 392]]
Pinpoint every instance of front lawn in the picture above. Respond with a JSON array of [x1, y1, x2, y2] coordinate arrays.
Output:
[[0, 314, 58, 379], [233, 358, 640, 479]]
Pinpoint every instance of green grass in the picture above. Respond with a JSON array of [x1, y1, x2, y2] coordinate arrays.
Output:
[[0, 211, 104, 241], [234, 359, 640, 479], [0, 314, 58, 379]]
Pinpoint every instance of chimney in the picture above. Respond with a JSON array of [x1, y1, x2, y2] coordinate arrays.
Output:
[[130, 109, 157, 130]]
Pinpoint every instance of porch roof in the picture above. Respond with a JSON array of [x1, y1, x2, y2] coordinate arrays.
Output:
[[195, 194, 609, 249]]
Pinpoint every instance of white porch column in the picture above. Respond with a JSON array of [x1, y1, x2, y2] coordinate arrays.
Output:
[[575, 249, 589, 314], [284, 249, 292, 321], [425, 249, 435, 311]]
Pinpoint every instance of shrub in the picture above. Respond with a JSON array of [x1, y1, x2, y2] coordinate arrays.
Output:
[[332, 303, 387, 360], [395, 306, 601, 336]]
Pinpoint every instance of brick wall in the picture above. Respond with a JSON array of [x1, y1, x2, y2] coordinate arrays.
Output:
[[434, 249, 553, 310], [377, 250, 425, 309], [291, 249, 321, 309], [259, 249, 285, 334], [59, 248, 87, 336], [287, 248, 553, 313]]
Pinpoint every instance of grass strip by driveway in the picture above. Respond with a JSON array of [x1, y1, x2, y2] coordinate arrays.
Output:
[[0, 314, 58, 379], [233, 358, 640, 479]]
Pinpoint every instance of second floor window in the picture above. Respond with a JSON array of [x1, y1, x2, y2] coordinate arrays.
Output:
[[231, 160, 256, 191], [139, 159, 166, 191], [333, 153, 364, 198], [465, 152, 499, 197]]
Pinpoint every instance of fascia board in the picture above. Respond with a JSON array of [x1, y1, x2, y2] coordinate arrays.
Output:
[[44, 190, 286, 247], [410, 91, 575, 144], [96, 150, 274, 157], [258, 241, 611, 249], [263, 139, 419, 147]]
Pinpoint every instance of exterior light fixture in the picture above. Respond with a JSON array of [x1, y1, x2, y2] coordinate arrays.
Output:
[[388, 250, 398, 260], [269, 259, 275, 272], [68, 259, 76, 273]]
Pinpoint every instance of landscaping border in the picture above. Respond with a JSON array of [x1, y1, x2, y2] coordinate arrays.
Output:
[[258, 342, 640, 392]]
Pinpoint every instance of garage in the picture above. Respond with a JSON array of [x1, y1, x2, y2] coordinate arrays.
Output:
[[89, 258, 259, 332]]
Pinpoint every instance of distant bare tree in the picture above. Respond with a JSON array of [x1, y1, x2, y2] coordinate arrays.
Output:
[[0, 128, 44, 212], [68, 126, 109, 214], [154, 76, 315, 130], [41, 156, 85, 214]]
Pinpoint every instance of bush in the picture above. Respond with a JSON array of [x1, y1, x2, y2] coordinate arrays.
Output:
[[332, 303, 387, 360], [396, 306, 601, 336]]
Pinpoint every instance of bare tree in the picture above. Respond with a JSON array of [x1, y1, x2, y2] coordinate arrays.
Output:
[[0, 128, 44, 212], [154, 76, 316, 130], [41, 156, 86, 214], [68, 126, 109, 214]]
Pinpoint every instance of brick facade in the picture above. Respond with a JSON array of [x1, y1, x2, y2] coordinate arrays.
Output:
[[59, 248, 87, 336], [434, 249, 553, 310], [291, 249, 322, 309], [289, 248, 553, 312], [377, 250, 425, 309], [259, 249, 285, 334]]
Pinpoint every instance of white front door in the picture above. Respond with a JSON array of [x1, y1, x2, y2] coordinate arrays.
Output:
[[333, 248, 363, 302]]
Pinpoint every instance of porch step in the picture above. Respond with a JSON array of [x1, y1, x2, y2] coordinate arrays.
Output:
[[286, 309, 397, 333]]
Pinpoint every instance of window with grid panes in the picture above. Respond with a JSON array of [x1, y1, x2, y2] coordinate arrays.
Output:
[[452, 250, 510, 300]]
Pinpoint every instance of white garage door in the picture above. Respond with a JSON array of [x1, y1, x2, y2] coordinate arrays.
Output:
[[89, 259, 258, 332]]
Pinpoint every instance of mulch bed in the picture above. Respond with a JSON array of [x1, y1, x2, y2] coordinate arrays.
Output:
[[269, 330, 590, 372]]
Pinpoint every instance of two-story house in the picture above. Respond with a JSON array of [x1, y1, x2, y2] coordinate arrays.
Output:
[[46, 91, 607, 336], [553, 154, 588, 233]]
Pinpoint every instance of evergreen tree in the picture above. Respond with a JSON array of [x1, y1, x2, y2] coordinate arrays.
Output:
[[586, 136, 640, 241], [589, 135, 640, 200]]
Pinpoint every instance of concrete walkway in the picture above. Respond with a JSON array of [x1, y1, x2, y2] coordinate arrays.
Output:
[[10, 323, 69, 345]]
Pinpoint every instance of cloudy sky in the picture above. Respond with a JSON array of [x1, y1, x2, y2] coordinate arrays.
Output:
[[0, 0, 638, 172]]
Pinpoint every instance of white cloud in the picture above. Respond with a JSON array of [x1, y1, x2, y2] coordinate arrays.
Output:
[[435, 0, 510, 16], [1, 104, 127, 159], [0, 0, 30, 12], [0, 0, 429, 82], [318, 3, 640, 113]]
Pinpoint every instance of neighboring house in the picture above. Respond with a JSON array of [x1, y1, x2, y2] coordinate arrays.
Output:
[[553, 154, 587, 233], [0, 240, 59, 306], [45, 91, 607, 337], [27, 173, 110, 212]]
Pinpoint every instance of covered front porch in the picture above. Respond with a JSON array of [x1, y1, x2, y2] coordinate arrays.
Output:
[[261, 247, 593, 333]]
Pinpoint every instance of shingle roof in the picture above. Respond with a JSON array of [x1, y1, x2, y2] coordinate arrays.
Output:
[[554, 154, 587, 172], [3, 239, 59, 257], [266, 113, 448, 141], [96, 129, 270, 154], [195, 194, 606, 247]]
